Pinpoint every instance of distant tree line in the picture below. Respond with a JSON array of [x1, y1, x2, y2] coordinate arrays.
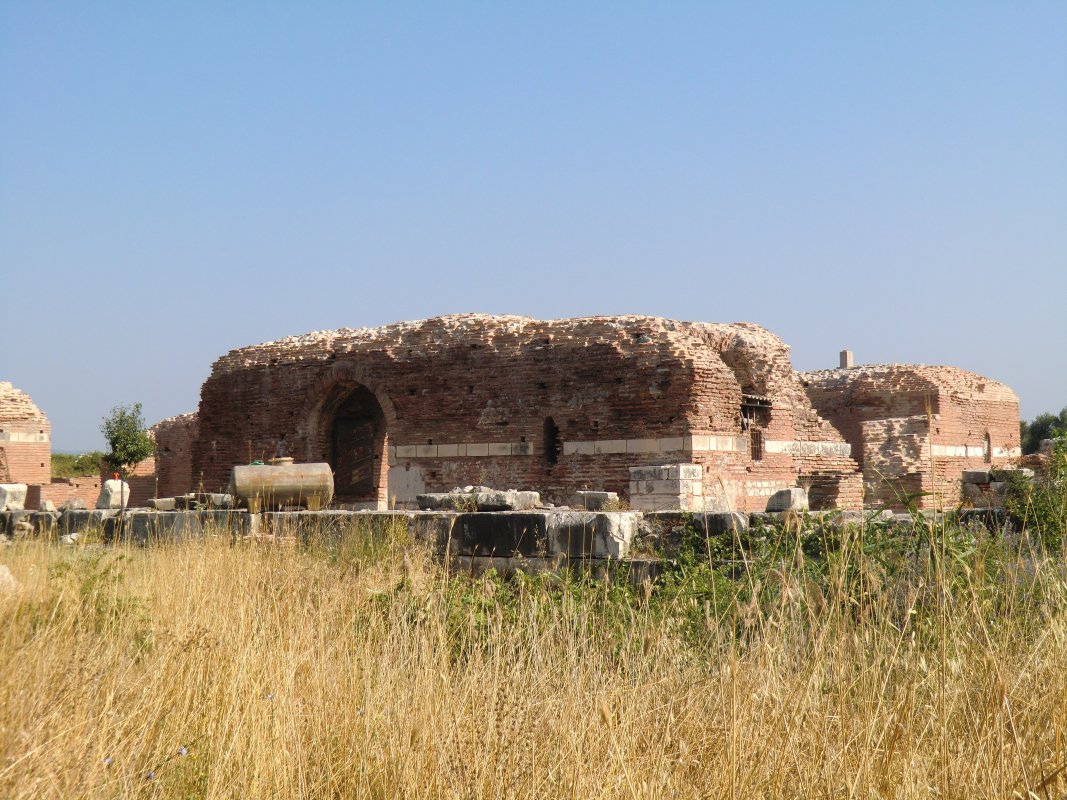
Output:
[[1021, 407, 1067, 455]]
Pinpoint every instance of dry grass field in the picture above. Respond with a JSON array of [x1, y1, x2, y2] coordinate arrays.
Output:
[[0, 506, 1066, 799]]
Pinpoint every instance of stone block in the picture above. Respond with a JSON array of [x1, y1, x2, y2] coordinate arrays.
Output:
[[38, 499, 56, 513], [418, 489, 539, 512], [437, 444, 460, 458], [487, 443, 511, 456], [395, 445, 417, 458], [193, 493, 234, 509], [626, 439, 660, 454], [989, 467, 1033, 482], [96, 479, 130, 509], [475, 490, 540, 511], [148, 497, 177, 511], [628, 464, 701, 481], [0, 484, 27, 511], [629, 494, 686, 512], [569, 491, 619, 510], [416, 493, 462, 511], [685, 435, 710, 451], [658, 437, 684, 452], [593, 439, 627, 455], [445, 510, 637, 560], [962, 469, 991, 484], [466, 443, 489, 457], [765, 488, 809, 512], [59, 498, 87, 511], [546, 511, 637, 558], [30, 511, 59, 536], [448, 512, 549, 557]]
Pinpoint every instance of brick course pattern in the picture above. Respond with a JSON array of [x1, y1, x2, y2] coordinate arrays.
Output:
[[152, 413, 199, 498], [188, 314, 863, 512], [0, 381, 50, 486], [800, 365, 1020, 509]]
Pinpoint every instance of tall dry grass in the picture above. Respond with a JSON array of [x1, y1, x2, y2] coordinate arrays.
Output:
[[0, 515, 1065, 799]]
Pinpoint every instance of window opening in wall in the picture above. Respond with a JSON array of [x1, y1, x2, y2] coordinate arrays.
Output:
[[740, 393, 772, 430], [750, 428, 765, 461], [543, 417, 560, 466], [983, 432, 991, 464], [741, 393, 770, 461]]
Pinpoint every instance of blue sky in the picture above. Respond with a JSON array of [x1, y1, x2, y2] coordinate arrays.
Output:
[[2, 2, 1064, 452]]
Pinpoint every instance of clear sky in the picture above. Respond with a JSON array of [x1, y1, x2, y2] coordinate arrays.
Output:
[[2, 2, 1065, 453]]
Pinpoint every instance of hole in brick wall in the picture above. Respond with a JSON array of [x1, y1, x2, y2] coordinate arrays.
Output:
[[543, 417, 560, 466], [408, 388, 417, 395], [537, 382, 547, 390], [467, 385, 474, 394], [427, 438, 433, 445], [520, 435, 526, 442], [592, 420, 599, 431]]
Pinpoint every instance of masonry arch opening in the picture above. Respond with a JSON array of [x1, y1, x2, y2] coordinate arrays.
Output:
[[328, 385, 388, 506]]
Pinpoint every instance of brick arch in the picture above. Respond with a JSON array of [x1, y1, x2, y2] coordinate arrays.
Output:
[[304, 362, 398, 433], [301, 362, 395, 506]]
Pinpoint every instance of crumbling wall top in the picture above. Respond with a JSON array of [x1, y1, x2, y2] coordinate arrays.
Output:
[[207, 314, 798, 386], [800, 364, 1018, 405], [0, 381, 49, 425]]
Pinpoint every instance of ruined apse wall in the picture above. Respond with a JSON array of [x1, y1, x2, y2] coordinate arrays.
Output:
[[0, 381, 51, 485], [801, 365, 1020, 508], [192, 315, 862, 512], [152, 413, 199, 497]]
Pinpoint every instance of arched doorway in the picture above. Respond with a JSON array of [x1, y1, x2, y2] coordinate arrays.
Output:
[[329, 385, 388, 505]]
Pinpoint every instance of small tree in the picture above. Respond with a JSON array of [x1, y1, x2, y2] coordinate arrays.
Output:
[[101, 403, 155, 478], [1021, 407, 1067, 455]]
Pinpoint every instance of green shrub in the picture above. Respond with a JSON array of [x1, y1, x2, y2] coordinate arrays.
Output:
[[1004, 441, 1067, 550]]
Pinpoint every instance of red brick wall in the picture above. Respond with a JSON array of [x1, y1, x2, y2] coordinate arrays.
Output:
[[28, 477, 101, 509], [191, 315, 863, 511], [802, 365, 1020, 509], [0, 383, 52, 485], [152, 413, 199, 497], [0, 439, 51, 485]]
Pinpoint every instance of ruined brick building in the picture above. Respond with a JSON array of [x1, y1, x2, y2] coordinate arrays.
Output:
[[801, 364, 1020, 508], [6, 315, 1018, 513], [0, 381, 102, 508], [170, 314, 873, 512], [0, 381, 50, 486]]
